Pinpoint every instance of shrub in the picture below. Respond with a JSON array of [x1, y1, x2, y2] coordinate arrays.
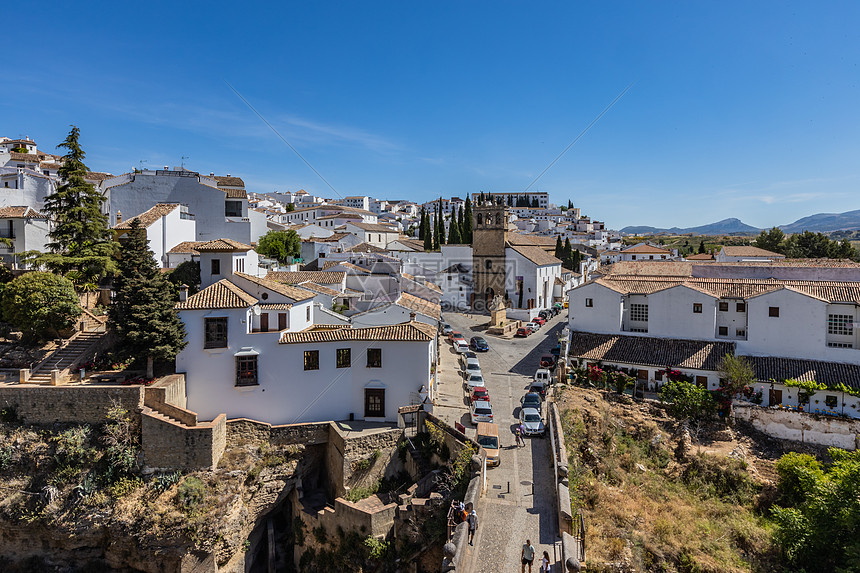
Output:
[[176, 476, 206, 512], [108, 476, 142, 499], [1, 272, 82, 341], [152, 471, 182, 493]]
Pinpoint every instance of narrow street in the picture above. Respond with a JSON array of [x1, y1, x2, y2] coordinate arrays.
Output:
[[435, 311, 566, 572]]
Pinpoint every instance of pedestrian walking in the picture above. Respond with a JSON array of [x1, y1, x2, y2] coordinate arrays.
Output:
[[540, 550, 551, 572], [518, 422, 526, 446], [521, 539, 536, 573], [514, 425, 524, 447], [467, 509, 478, 545]]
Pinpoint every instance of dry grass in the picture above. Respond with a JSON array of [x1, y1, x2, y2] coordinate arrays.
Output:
[[558, 387, 780, 573]]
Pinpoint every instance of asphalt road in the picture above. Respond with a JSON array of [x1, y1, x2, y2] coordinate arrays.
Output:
[[435, 311, 566, 572]]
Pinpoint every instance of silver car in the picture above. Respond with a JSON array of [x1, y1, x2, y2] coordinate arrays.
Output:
[[462, 357, 482, 378], [470, 400, 494, 424], [519, 407, 545, 436], [465, 373, 486, 390]]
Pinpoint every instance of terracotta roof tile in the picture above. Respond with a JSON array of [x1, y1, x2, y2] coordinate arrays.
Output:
[[0, 206, 48, 219], [113, 203, 180, 229], [741, 356, 860, 390], [85, 171, 112, 181], [508, 244, 562, 267], [569, 332, 735, 371], [168, 241, 206, 255], [196, 238, 253, 252], [322, 261, 371, 274], [279, 321, 436, 344], [297, 282, 341, 296], [267, 271, 346, 285], [720, 246, 784, 258], [347, 222, 400, 233], [212, 175, 245, 187], [175, 279, 257, 310], [623, 242, 672, 254], [396, 292, 441, 320], [9, 152, 40, 162], [234, 272, 317, 302], [345, 242, 388, 253]]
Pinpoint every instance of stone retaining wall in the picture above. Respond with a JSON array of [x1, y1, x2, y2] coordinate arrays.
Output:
[[141, 410, 227, 470], [734, 402, 860, 450], [0, 384, 145, 425]]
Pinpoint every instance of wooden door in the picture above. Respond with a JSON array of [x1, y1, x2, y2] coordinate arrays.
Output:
[[695, 376, 708, 389], [260, 313, 269, 332], [637, 369, 648, 380], [769, 388, 782, 406], [364, 389, 385, 418], [278, 313, 287, 331]]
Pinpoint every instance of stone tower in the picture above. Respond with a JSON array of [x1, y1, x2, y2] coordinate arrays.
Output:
[[472, 203, 508, 309]]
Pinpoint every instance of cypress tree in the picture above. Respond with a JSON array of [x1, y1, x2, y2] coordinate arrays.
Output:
[[554, 236, 563, 259], [433, 204, 440, 250], [563, 238, 573, 269], [423, 211, 432, 251], [418, 207, 425, 240], [698, 240, 706, 254], [438, 200, 446, 246], [109, 219, 187, 379], [457, 203, 465, 235], [572, 249, 582, 271], [448, 206, 462, 244], [38, 126, 117, 280], [463, 197, 473, 244], [568, 199, 573, 209]]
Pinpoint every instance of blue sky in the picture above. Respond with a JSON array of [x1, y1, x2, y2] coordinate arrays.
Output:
[[5, 1, 860, 229]]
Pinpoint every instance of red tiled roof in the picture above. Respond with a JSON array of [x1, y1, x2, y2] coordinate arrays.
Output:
[[569, 332, 734, 371], [175, 279, 257, 310], [279, 321, 435, 344], [113, 203, 180, 229]]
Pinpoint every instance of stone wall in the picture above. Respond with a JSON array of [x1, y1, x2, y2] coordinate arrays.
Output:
[[141, 410, 227, 470], [326, 425, 403, 499], [225, 418, 331, 447], [734, 402, 860, 450], [145, 374, 187, 410], [0, 385, 145, 425]]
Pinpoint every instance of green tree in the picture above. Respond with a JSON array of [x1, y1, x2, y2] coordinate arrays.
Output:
[[167, 260, 201, 298], [1, 271, 82, 341], [35, 126, 117, 281], [698, 240, 706, 254], [437, 200, 446, 245], [660, 380, 716, 422], [562, 238, 573, 269], [753, 227, 785, 254], [718, 354, 756, 420], [571, 249, 582, 271], [423, 211, 432, 251], [554, 236, 563, 259], [257, 230, 301, 264], [418, 207, 426, 240], [284, 203, 295, 212], [463, 197, 473, 244], [771, 449, 860, 572], [108, 219, 187, 379], [448, 205, 462, 244], [433, 205, 440, 250]]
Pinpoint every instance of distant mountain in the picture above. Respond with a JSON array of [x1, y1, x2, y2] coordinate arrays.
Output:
[[780, 209, 860, 234], [620, 218, 760, 236]]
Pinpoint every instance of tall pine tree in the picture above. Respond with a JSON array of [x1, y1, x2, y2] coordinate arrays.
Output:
[[563, 238, 573, 269], [457, 203, 465, 237], [448, 205, 462, 244], [554, 236, 563, 259], [463, 196, 473, 244], [109, 219, 187, 379], [38, 126, 117, 281], [438, 199, 446, 245], [418, 206, 426, 240], [433, 204, 441, 250]]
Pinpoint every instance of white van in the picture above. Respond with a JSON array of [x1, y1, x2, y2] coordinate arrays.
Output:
[[534, 368, 551, 385]]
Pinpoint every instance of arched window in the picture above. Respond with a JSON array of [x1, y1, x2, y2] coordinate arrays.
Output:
[[477, 213, 483, 225], [485, 259, 492, 270]]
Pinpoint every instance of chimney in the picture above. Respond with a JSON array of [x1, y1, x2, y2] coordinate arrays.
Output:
[[116, 210, 122, 224], [226, 173, 231, 177], [210, 172, 214, 176], [179, 284, 189, 302], [163, 165, 169, 170], [409, 311, 417, 321]]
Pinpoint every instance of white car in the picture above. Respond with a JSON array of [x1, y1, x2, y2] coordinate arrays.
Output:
[[454, 340, 470, 353], [465, 373, 486, 390], [462, 357, 482, 378], [470, 400, 494, 424], [525, 322, 539, 332]]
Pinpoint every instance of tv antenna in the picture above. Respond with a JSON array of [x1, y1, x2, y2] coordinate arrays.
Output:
[[138, 160, 148, 172], [181, 156, 190, 169]]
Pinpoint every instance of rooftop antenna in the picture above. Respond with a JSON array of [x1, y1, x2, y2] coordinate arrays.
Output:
[[139, 160, 148, 172], [181, 156, 190, 169]]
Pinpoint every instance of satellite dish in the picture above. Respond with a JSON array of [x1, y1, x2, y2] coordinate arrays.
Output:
[[252, 305, 261, 316]]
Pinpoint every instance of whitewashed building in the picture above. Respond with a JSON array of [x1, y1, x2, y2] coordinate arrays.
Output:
[[0, 206, 51, 268], [113, 203, 197, 268], [716, 246, 785, 263]]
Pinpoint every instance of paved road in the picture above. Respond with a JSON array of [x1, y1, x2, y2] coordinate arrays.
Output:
[[434, 311, 566, 572]]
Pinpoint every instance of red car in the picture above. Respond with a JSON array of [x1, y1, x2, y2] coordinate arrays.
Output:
[[515, 327, 531, 337], [470, 386, 490, 403], [448, 331, 463, 342], [540, 354, 557, 369], [533, 316, 546, 326]]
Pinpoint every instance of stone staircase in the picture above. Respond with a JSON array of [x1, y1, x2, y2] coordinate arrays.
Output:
[[29, 331, 105, 384], [406, 436, 434, 477]]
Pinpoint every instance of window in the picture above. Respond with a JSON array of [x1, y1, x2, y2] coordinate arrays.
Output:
[[204, 317, 228, 348], [655, 371, 663, 381], [693, 303, 702, 314], [736, 302, 746, 312], [585, 298, 593, 308], [825, 395, 838, 408], [828, 342, 853, 348], [695, 376, 708, 389], [336, 348, 351, 368], [236, 258, 244, 273], [485, 259, 492, 270], [736, 329, 746, 337], [307, 306, 311, 322], [630, 303, 648, 322], [304, 350, 320, 370], [631, 255, 636, 260], [718, 301, 729, 312], [769, 307, 780, 317], [718, 326, 728, 336], [828, 314, 853, 336], [365, 388, 385, 417], [225, 200, 242, 217], [211, 258, 221, 275], [367, 348, 382, 368], [235, 355, 258, 386]]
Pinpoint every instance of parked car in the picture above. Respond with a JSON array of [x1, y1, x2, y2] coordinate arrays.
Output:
[[550, 346, 561, 359], [528, 380, 548, 398], [533, 316, 546, 326], [470, 400, 494, 424], [454, 340, 470, 354], [520, 392, 542, 413], [540, 354, 556, 369], [441, 323, 453, 336], [469, 336, 489, 352], [465, 373, 486, 390], [462, 357, 482, 377], [525, 322, 539, 333], [448, 331, 463, 342], [470, 386, 490, 403], [515, 327, 531, 338], [461, 351, 478, 362], [519, 407, 545, 436], [477, 422, 500, 467], [538, 310, 551, 320]]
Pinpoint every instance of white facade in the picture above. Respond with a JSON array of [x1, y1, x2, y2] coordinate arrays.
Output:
[[0, 208, 51, 268], [115, 204, 197, 268], [506, 247, 562, 310], [0, 168, 56, 210]]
